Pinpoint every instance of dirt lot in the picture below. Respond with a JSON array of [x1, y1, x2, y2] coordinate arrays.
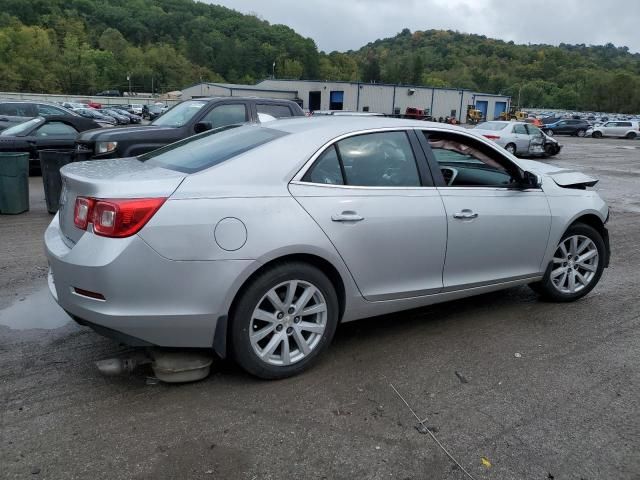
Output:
[[1, 137, 639, 479]]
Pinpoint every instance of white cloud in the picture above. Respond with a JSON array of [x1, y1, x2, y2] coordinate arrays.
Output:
[[202, 0, 640, 53]]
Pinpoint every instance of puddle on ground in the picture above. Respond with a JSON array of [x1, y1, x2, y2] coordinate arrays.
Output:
[[0, 287, 72, 330]]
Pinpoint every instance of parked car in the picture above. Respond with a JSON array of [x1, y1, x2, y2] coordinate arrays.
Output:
[[46, 117, 610, 378], [62, 102, 89, 110], [544, 119, 590, 137], [0, 100, 80, 131], [97, 108, 129, 125], [126, 104, 144, 115], [0, 115, 100, 173], [75, 97, 305, 159], [103, 106, 142, 124], [143, 103, 168, 120], [72, 107, 117, 126], [588, 121, 639, 139], [473, 121, 561, 157], [524, 117, 544, 128]]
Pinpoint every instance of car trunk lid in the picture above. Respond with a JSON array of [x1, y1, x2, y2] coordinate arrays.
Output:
[[58, 157, 185, 244]]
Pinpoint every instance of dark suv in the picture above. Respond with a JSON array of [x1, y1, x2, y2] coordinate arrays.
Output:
[[75, 97, 305, 159], [0, 100, 79, 131], [544, 119, 591, 137]]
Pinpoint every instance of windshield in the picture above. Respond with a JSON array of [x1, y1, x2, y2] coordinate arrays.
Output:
[[0, 118, 43, 136], [140, 125, 288, 173], [151, 100, 206, 127]]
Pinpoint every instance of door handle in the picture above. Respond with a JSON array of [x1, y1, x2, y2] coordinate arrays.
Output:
[[331, 211, 364, 222], [453, 210, 478, 220]]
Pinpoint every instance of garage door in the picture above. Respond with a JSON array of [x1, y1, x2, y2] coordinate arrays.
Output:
[[476, 101, 488, 121], [494, 101, 507, 120]]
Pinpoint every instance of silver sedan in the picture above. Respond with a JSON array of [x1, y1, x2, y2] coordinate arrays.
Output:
[[473, 120, 561, 157], [45, 117, 610, 378]]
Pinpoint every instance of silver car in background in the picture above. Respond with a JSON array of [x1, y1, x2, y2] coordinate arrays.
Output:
[[473, 120, 561, 157], [588, 120, 639, 139], [45, 117, 610, 379]]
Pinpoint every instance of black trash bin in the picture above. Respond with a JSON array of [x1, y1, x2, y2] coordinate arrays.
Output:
[[0, 152, 30, 214], [39, 150, 75, 214]]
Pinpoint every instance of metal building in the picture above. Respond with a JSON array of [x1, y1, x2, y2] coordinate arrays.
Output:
[[181, 79, 511, 124]]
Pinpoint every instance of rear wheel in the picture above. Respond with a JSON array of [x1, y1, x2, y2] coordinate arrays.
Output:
[[626, 132, 637, 139], [546, 129, 554, 136], [505, 143, 517, 155], [231, 262, 339, 379], [592, 131, 603, 138], [529, 223, 605, 302], [577, 129, 586, 137]]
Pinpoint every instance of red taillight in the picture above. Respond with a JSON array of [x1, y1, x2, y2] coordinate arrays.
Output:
[[74, 197, 95, 229], [483, 134, 501, 140], [73, 197, 166, 238]]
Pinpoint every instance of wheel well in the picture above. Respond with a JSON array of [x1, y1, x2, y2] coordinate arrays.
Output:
[[571, 213, 605, 236], [228, 253, 347, 327]]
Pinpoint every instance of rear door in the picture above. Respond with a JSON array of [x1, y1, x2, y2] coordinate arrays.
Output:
[[290, 129, 447, 301]]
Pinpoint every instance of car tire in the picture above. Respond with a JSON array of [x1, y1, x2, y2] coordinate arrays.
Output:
[[529, 223, 605, 302], [577, 129, 586, 137], [626, 132, 637, 139], [505, 143, 517, 155], [546, 129, 554, 136], [592, 131, 603, 138], [230, 262, 339, 379]]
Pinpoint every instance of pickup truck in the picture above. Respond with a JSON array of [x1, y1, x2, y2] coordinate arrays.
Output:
[[75, 97, 305, 159]]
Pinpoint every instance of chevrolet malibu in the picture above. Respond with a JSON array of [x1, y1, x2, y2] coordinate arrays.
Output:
[[45, 117, 610, 379]]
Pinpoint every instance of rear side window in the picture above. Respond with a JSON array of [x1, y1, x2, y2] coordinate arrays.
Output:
[[0, 103, 33, 116], [201, 104, 248, 128], [37, 104, 67, 116], [304, 146, 344, 185], [303, 131, 421, 187], [35, 122, 78, 137], [140, 125, 287, 173], [257, 104, 292, 118]]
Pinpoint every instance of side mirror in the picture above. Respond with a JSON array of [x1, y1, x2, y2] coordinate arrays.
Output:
[[522, 171, 542, 189], [194, 121, 213, 134]]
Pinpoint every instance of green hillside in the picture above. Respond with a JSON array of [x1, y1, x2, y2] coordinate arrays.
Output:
[[344, 29, 640, 113], [1, 0, 639, 112]]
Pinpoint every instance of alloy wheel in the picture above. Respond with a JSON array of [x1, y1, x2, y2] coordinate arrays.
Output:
[[550, 235, 599, 294], [249, 280, 327, 366]]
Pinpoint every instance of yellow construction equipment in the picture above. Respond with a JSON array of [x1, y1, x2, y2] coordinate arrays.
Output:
[[466, 105, 483, 124], [499, 106, 527, 121]]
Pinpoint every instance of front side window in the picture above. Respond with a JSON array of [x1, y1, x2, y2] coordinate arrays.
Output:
[[0, 118, 43, 136], [0, 103, 32, 116], [424, 132, 519, 188], [35, 122, 78, 137]]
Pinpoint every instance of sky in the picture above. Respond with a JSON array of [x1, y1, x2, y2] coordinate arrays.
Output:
[[205, 0, 640, 53]]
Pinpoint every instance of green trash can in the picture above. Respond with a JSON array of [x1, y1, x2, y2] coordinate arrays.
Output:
[[39, 150, 75, 214], [0, 152, 30, 215]]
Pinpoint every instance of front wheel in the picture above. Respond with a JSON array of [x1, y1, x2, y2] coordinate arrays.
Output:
[[592, 131, 603, 138], [530, 223, 605, 302], [546, 129, 554, 136], [577, 129, 586, 137], [231, 262, 339, 379]]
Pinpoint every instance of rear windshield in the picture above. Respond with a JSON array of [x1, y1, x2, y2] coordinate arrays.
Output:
[[476, 122, 507, 131], [139, 125, 288, 173]]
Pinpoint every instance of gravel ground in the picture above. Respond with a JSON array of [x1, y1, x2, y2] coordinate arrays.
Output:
[[0, 137, 638, 479]]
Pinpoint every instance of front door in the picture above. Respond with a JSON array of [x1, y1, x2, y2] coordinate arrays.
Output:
[[290, 130, 447, 301], [420, 129, 551, 289], [512, 123, 531, 154]]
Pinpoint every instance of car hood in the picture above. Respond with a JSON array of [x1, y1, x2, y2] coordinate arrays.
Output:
[[516, 159, 598, 188], [76, 125, 177, 142]]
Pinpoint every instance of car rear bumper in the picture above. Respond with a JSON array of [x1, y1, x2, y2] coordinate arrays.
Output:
[[45, 214, 252, 348]]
